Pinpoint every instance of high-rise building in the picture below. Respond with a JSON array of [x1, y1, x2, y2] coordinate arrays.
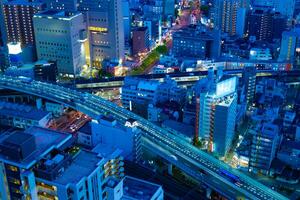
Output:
[[78, 0, 125, 67], [42, 0, 125, 67], [278, 30, 298, 62], [44, 0, 77, 11], [248, 8, 273, 41], [33, 10, 87, 77], [248, 8, 287, 42], [242, 66, 256, 106], [212, 0, 249, 36], [296, 0, 300, 15], [2, 0, 45, 47], [198, 75, 238, 157], [0, 126, 125, 200], [132, 27, 150, 56], [253, 0, 296, 18], [0, 1, 5, 47], [163, 0, 175, 16], [122, 0, 131, 45], [273, 0, 296, 18], [0, 25, 4, 47], [249, 123, 280, 174]]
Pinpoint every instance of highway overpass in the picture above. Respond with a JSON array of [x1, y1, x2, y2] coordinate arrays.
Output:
[[0, 75, 289, 200]]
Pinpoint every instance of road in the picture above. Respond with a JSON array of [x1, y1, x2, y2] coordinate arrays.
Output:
[[0, 75, 289, 200]]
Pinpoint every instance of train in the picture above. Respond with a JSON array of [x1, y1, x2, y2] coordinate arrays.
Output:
[[218, 169, 240, 183]]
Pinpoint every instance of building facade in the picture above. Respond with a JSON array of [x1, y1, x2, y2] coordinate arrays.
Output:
[[33, 10, 87, 77], [2, 0, 45, 47]]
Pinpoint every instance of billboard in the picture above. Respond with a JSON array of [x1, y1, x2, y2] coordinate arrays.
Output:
[[216, 77, 237, 98]]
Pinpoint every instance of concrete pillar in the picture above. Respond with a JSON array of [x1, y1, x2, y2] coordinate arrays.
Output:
[[168, 163, 173, 175], [206, 188, 212, 199], [36, 98, 42, 110]]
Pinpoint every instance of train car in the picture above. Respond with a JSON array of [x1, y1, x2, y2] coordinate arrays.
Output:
[[218, 169, 240, 183], [18, 76, 32, 83]]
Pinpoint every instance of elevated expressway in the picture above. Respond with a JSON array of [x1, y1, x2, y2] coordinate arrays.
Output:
[[0, 75, 289, 200]]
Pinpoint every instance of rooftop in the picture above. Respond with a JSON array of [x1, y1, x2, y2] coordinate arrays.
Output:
[[52, 150, 104, 185], [0, 127, 71, 169], [122, 176, 162, 200], [137, 80, 160, 91], [92, 143, 123, 160], [34, 10, 81, 20], [4, 0, 44, 6], [173, 25, 215, 40]]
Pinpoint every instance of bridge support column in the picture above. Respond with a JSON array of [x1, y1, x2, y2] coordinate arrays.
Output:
[[168, 163, 173, 176], [206, 188, 212, 199]]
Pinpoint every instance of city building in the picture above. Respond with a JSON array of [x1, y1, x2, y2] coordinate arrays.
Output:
[[0, 101, 52, 129], [78, 0, 125, 67], [152, 65, 174, 74], [5, 60, 57, 82], [78, 116, 142, 161], [253, 0, 296, 19], [212, 0, 249, 36], [248, 8, 287, 42], [242, 65, 256, 106], [172, 25, 221, 59], [2, 0, 45, 47], [296, 0, 300, 15], [197, 75, 238, 157], [0, 126, 125, 200], [249, 48, 272, 61], [249, 123, 281, 174], [121, 77, 186, 110], [278, 30, 298, 62], [44, 0, 77, 11], [33, 10, 87, 77], [122, 0, 131, 46], [132, 27, 150, 56], [122, 176, 164, 200]]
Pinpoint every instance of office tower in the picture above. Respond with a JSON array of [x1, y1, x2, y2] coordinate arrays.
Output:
[[248, 8, 287, 42], [0, 27, 3, 47], [198, 76, 238, 157], [242, 66, 256, 106], [0, 1, 5, 47], [212, 0, 249, 36], [2, 0, 45, 47], [248, 8, 273, 42], [78, 0, 125, 67], [44, 0, 77, 11], [274, 0, 296, 18], [253, 0, 296, 18], [213, 93, 237, 156], [163, 0, 175, 16], [132, 27, 150, 56], [33, 11, 87, 77], [296, 0, 300, 15], [278, 30, 298, 62], [172, 25, 221, 59], [0, 126, 125, 200], [249, 123, 280, 174], [122, 0, 131, 45], [236, 7, 247, 37]]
